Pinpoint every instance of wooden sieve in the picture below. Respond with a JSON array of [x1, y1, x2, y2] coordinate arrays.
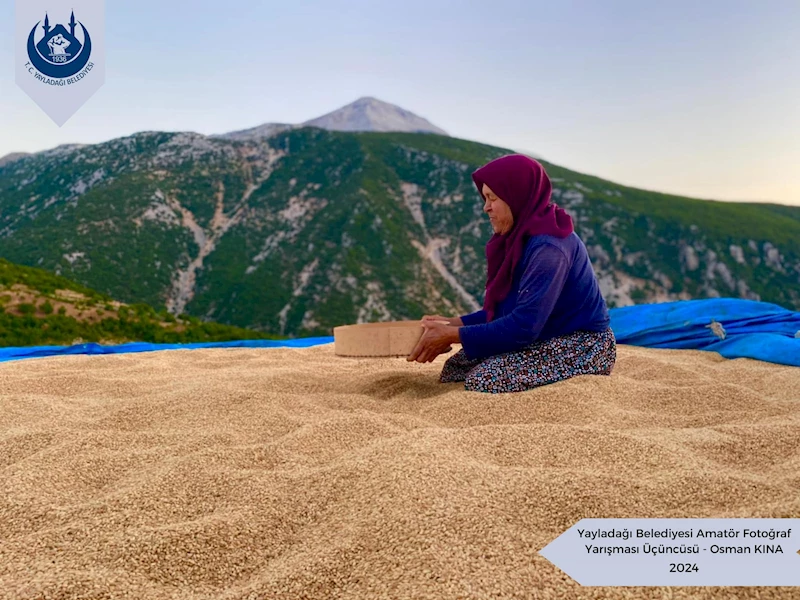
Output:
[[333, 320, 450, 357]]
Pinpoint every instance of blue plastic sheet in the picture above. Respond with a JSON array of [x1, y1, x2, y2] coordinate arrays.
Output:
[[1, 298, 798, 366], [0, 337, 335, 363], [608, 298, 800, 367]]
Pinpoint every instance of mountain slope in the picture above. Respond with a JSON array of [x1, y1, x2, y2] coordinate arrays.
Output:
[[0, 153, 31, 168], [0, 258, 283, 346], [0, 128, 798, 338], [216, 123, 293, 142]]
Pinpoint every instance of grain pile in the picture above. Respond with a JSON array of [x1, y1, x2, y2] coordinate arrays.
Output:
[[1, 343, 798, 599]]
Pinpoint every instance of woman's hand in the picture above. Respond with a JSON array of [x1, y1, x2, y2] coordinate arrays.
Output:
[[421, 314, 464, 326], [407, 320, 461, 363]]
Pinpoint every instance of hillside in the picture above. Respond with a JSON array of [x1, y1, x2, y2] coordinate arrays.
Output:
[[0, 127, 798, 338], [0, 258, 283, 347]]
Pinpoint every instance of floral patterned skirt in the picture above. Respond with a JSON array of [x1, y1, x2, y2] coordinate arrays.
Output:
[[439, 327, 616, 394]]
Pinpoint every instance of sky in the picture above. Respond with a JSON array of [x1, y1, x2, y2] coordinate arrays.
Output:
[[1, 0, 798, 205]]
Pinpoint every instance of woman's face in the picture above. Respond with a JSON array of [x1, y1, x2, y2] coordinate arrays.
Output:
[[482, 184, 514, 235]]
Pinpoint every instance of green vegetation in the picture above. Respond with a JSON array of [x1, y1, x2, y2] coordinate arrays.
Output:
[[0, 258, 284, 347], [0, 309, 281, 347], [1, 127, 798, 341], [0, 256, 111, 300]]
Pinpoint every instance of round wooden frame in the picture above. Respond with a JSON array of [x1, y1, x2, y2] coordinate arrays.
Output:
[[333, 320, 428, 357]]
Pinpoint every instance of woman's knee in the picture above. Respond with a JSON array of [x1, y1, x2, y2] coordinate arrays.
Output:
[[464, 360, 532, 393], [595, 330, 616, 374], [464, 364, 501, 393]]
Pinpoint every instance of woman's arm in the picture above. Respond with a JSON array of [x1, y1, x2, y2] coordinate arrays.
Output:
[[458, 310, 487, 326], [458, 243, 571, 360]]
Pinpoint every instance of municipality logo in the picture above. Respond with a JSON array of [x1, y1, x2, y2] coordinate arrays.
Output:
[[25, 11, 94, 84], [16, 1, 105, 126]]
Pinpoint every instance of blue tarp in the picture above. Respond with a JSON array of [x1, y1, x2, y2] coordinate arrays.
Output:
[[608, 298, 800, 367], [0, 337, 335, 363], [0, 298, 798, 366]]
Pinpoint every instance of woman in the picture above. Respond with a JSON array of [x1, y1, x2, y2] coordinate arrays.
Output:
[[407, 154, 615, 393]]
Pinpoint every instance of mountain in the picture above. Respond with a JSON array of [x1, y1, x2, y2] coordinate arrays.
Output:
[[217, 97, 447, 141], [0, 153, 31, 168], [0, 126, 798, 339], [0, 257, 283, 346], [302, 96, 448, 135], [215, 123, 293, 142]]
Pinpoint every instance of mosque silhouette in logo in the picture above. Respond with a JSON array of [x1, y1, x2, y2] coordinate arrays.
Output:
[[36, 12, 83, 64]]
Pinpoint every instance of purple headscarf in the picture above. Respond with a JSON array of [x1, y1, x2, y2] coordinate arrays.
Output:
[[471, 154, 574, 322]]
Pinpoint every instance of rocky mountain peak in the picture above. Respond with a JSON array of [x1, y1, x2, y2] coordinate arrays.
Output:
[[217, 97, 449, 141], [302, 96, 448, 135]]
